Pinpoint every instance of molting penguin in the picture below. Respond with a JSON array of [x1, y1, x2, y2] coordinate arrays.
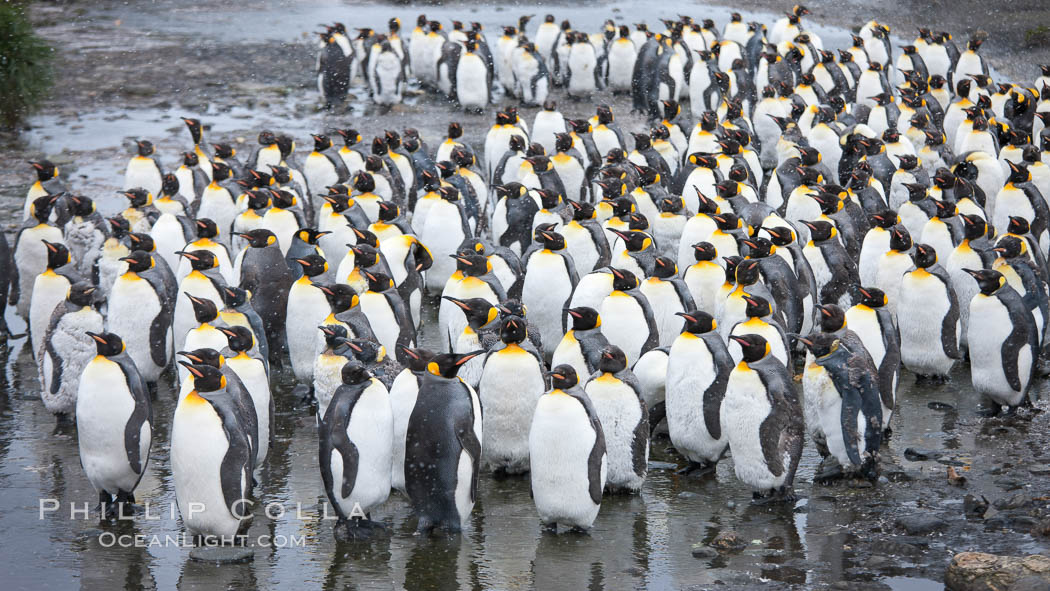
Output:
[[404, 351, 484, 533], [478, 315, 546, 475], [529, 365, 607, 532], [77, 332, 152, 517], [318, 361, 392, 540], [39, 282, 103, 418], [583, 345, 648, 494]]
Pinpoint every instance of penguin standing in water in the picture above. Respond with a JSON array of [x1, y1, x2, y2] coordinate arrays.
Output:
[[317, 30, 352, 109], [237, 229, 294, 363], [171, 363, 254, 541], [13, 196, 64, 321], [720, 334, 804, 503], [599, 268, 660, 365], [845, 287, 900, 433], [107, 250, 176, 383], [583, 345, 648, 494], [77, 332, 152, 518], [514, 226, 578, 357], [964, 269, 1039, 413], [30, 241, 81, 362], [529, 365, 607, 532], [38, 282, 102, 418], [313, 325, 349, 416], [218, 325, 272, 469], [286, 254, 333, 394], [404, 351, 484, 534], [478, 315, 546, 475], [123, 140, 163, 198], [898, 243, 960, 380], [666, 310, 732, 476], [390, 346, 434, 494], [319, 361, 392, 540], [453, 40, 492, 112], [173, 249, 226, 353], [797, 332, 883, 482]]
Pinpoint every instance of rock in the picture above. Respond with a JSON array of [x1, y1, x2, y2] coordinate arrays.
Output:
[[945, 552, 1050, 591], [869, 539, 922, 557], [710, 531, 747, 552], [1030, 467, 1050, 477], [647, 461, 677, 471], [996, 493, 1033, 510], [864, 555, 894, 569], [1032, 519, 1050, 538], [964, 495, 990, 518], [928, 401, 956, 411], [1012, 516, 1041, 531], [896, 514, 947, 535], [1010, 576, 1050, 591], [691, 543, 718, 559], [188, 546, 254, 563], [904, 447, 944, 461], [677, 491, 698, 499]]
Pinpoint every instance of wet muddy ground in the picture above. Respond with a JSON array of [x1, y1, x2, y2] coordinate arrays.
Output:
[[2, 1, 1050, 590]]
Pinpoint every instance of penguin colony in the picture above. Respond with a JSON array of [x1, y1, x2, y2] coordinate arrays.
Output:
[[12, 4, 1050, 541]]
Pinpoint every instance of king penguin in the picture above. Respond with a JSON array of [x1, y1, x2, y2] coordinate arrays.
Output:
[[583, 345, 648, 494]]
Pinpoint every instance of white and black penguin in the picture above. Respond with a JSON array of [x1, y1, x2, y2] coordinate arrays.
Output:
[[123, 139, 163, 198], [552, 306, 610, 380], [172, 249, 226, 353], [317, 30, 353, 109], [720, 334, 804, 503], [23, 160, 65, 220], [453, 40, 492, 112], [563, 200, 612, 276], [359, 270, 416, 356], [12, 196, 64, 321], [389, 346, 434, 494], [798, 332, 883, 482], [370, 40, 406, 107], [107, 250, 176, 383], [286, 254, 333, 392], [218, 325, 272, 468], [39, 282, 103, 418], [171, 363, 254, 540], [513, 226, 578, 357], [599, 268, 660, 366], [728, 295, 791, 368], [236, 229, 295, 362], [582, 345, 647, 494], [219, 285, 270, 365], [801, 220, 860, 308], [666, 310, 733, 476], [177, 295, 229, 384], [682, 242, 725, 314], [529, 365, 607, 532], [404, 351, 484, 533], [964, 269, 1039, 413], [492, 182, 539, 257], [313, 324, 349, 417], [640, 256, 696, 347], [898, 243, 961, 379], [30, 240, 81, 362], [845, 287, 901, 433], [421, 186, 473, 293], [76, 332, 152, 518], [318, 361, 392, 540], [177, 218, 235, 285], [478, 315, 546, 475]]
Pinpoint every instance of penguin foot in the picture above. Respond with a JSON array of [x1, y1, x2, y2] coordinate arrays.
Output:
[[676, 460, 717, 478], [567, 525, 591, 535], [915, 373, 950, 385], [542, 522, 558, 534], [975, 402, 1003, 418], [814, 457, 845, 484], [882, 427, 893, 443], [774, 486, 797, 503]]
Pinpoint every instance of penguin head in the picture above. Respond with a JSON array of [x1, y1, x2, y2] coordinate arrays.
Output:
[[67, 282, 98, 308], [740, 236, 773, 258], [178, 348, 224, 369], [535, 188, 562, 211], [721, 256, 743, 282], [597, 345, 628, 374], [41, 240, 71, 269], [526, 154, 552, 173], [351, 226, 380, 248], [595, 104, 615, 125], [604, 148, 628, 165], [566, 119, 592, 134], [402, 135, 420, 154], [311, 133, 333, 153], [298, 228, 330, 248], [335, 128, 362, 147], [221, 286, 249, 309], [341, 338, 386, 364], [911, 243, 937, 269], [659, 197, 684, 216], [157, 173, 180, 199], [444, 296, 499, 331], [728, 334, 770, 363], [437, 186, 461, 203], [763, 227, 795, 247], [211, 161, 234, 182], [120, 250, 155, 273], [596, 179, 627, 200], [399, 346, 435, 372], [711, 212, 740, 232], [106, 216, 130, 239], [651, 257, 678, 279], [451, 146, 475, 168], [29, 194, 57, 223], [1008, 216, 1032, 237], [340, 361, 372, 386], [903, 182, 928, 202], [180, 362, 226, 393], [692, 241, 717, 262], [182, 151, 201, 168], [238, 229, 278, 249], [452, 252, 490, 277], [349, 243, 381, 267], [610, 267, 640, 291], [374, 201, 400, 223], [743, 295, 772, 319], [218, 325, 254, 353], [497, 299, 528, 321], [120, 188, 152, 208], [856, 287, 888, 309], [795, 333, 839, 359], [964, 268, 1006, 296], [363, 270, 395, 293], [499, 315, 528, 345], [495, 182, 527, 200], [993, 235, 1025, 259], [185, 293, 219, 324], [87, 332, 124, 357], [567, 307, 601, 331], [181, 117, 203, 143], [554, 132, 574, 153], [869, 210, 899, 230], [295, 253, 329, 279], [247, 168, 274, 188], [677, 310, 716, 335], [651, 125, 670, 142], [959, 214, 987, 241], [636, 164, 661, 187], [734, 259, 761, 286], [129, 232, 159, 253], [548, 365, 579, 391], [29, 159, 58, 182], [567, 199, 596, 221], [67, 194, 96, 217], [193, 217, 218, 239], [535, 225, 567, 251], [610, 229, 652, 253], [889, 226, 913, 252], [796, 166, 823, 186], [800, 220, 834, 243], [427, 351, 485, 379], [931, 199, 957, 219], [1006, 160, 1032, 184], [817, 304, 846, 332], [715, 180, 740, 200], [318, 324, 349, 349], [134, 140, 155, 157]]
